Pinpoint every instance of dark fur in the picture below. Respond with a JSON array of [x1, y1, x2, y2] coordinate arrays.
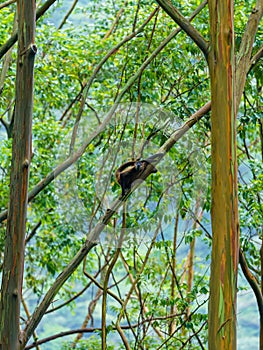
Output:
[[116, 160, 157, 196]]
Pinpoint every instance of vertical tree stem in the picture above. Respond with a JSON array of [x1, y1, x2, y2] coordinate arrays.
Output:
[[207, 0, 239, 349], [0, 1, 36, 349]]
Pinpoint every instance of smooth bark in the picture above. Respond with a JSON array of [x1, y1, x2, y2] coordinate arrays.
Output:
[[207, 0, 239, 349], [0, 1, 36, 349]]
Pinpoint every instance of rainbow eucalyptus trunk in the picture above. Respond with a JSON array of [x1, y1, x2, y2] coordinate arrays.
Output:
[[207, 0, 239, 349], [0, 1, 36, 349]]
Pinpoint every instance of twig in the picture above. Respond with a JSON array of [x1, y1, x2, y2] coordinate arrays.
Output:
[[58, 0, 78, 30]]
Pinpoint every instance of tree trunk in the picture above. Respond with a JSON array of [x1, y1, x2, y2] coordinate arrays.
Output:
[[0, 1, 36, 349], [207, 0, 239, 349]]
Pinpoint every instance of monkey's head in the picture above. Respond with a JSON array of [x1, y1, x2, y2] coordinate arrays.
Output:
[[134, 161, 141, 171], [136, 160, 157, 174]]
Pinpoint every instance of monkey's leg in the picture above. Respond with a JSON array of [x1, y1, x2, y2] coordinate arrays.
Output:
[[120, 175, 131, 196]]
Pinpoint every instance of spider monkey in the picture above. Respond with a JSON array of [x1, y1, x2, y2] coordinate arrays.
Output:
[[115, 153, 163, 196]]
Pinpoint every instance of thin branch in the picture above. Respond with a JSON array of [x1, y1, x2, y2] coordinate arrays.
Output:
[[58, 0, 78, 30], [83, 270, 123, 306], [115, 221, 163, 350], [115, 322, 131, 350], [21, 297, 41, 350], [0, 117, 11, 137], [25, 220, 41, 243], [102, 240, 124, 350], [239, 249, 263, 322], [155, 0, 209, 58], [249, 44, 263, 73], [103, 1, 128, 39], [236, 0, 263, 106], [22, 241, 97, 346], [179, 321, 207, 350], [121, 253, 164, 340], [155, 298, 209, 350], [25, 311, 186, 350]]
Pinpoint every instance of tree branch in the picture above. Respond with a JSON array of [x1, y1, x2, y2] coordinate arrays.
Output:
[[249, 44, 263, 73], [58, 0, 78, 30], [155, 0, 209, 58], [239, 249, 263, 322], [0, 0, 57, 59], [0, 0, 16, 10], [236, 0, 263, 106]]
